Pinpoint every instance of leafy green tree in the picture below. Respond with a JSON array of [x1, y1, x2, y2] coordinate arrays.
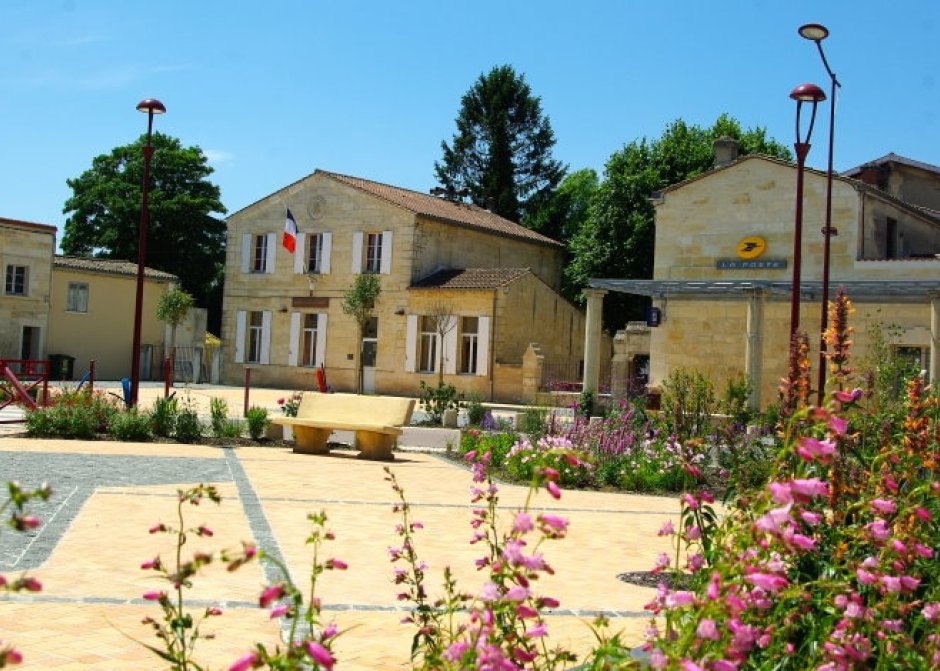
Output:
[[435, 65, 566, 223], [156, 286, 195, 361], [341, 274, 382, 394], [565, 114, 791, 329], [61, 132, 227, 333]]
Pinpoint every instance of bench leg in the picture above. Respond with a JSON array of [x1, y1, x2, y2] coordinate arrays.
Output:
[[292, 426, 332, 455], [355, 431, 396, 461]]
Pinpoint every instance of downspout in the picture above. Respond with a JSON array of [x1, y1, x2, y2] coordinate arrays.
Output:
[[490, 289, 497, 401]]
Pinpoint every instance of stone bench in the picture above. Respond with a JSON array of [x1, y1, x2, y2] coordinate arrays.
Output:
[[271, 392, 416, 460]]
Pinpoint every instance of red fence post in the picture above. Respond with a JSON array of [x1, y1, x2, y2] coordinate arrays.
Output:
[[243, 367, 251, 418]]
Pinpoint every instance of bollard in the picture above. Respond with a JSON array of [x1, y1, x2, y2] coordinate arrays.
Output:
[[243, 367, 252, 417]]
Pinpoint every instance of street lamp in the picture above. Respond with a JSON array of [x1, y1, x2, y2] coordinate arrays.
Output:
[[788, 83, 826, 339], [129, 98, 166, 407], [799, 23, 842, 405]]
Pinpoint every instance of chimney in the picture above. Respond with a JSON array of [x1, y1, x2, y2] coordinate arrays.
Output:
[[713, 136, 739, 167]]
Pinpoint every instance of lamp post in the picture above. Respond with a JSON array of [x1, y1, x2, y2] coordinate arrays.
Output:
[[129, 98, 166, 407], [799, 23, 842, 405], [788, 83, 826, 339]]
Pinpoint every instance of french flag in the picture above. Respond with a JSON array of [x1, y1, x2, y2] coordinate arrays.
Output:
[[283, 208, 298, 253]]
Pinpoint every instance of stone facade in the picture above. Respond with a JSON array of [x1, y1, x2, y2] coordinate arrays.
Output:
[[589, 154, 940, 408], [221, 170, 586, 402], [0, 218, 56, 361]]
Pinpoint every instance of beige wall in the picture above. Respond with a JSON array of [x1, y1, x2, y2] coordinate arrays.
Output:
[[413, 218, 563, 290], [886, 163, 940, 212], [0, 222, 55, 360], [47, 267, 171, 380]]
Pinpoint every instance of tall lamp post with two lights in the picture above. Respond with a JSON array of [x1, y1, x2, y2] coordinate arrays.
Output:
[[129, 98, 166, 407], [799, 23, 842, 405], [788, 83, 826, 339]]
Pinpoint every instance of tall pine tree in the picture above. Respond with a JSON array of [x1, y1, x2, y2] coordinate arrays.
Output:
[[435, 65, 565, 224]]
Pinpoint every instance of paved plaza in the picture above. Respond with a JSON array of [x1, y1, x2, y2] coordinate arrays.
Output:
[[0, 385, 677, 669]]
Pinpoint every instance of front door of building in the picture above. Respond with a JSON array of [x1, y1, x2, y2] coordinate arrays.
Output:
[[361, 317, 378, 394]]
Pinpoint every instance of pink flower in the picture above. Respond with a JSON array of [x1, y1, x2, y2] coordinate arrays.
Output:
[[305, 641, 335, 669], [789, 533, 816, 551], [828, 415, 848, 436], [648, 649, 667, 670], [545, 480, 561, 499], [3, 649, 23, 664], [259, 584, 285, 608], [229, 653, 259, 671], [143, 590, 165, 601], [269, 605, 289, 619], [745, 573, 789, 592], [788, 478, 829, 502], [505, 585, 529, 601], [657, 520, 675, 536], [680, 493, 699, 510], [538, 514, 568, 533], [833, 388, 862, 403], [800, 511, 822, 526], [516, 604, 538, 618], [140, 558, 161, 570], [538, 596, 560, 609], [706, 572, 721, 600], [479, 582, 500, 602], [325, 558, 347, 570], [665, 591, 695, 608], [525, 623, 548, 638], [696, 618, 720, 641], [856, 568, 877, 585], [768, 482, 793, 504], [322, 623, 338, 639], [680, 660, 705, 671], [870, 499, 897, 515], [796, 437, 836, 463], [923, 602, 940, 622], [866, 519, 891, 542], [653, 552, 670, 572], [881, 575, 902, 593], [513, 512, 534, 533]]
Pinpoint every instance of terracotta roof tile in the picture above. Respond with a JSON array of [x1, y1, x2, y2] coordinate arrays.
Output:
[[54, 256, 178, 281], [0, 217, 57, 235], [318, 171, 562, 249], [410, 267, 531, 290]]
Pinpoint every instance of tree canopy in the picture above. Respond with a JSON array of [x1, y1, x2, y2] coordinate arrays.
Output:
[[61, 132, 227, 332], [434, 65, 566, 223], [561, 114, 791, 329]]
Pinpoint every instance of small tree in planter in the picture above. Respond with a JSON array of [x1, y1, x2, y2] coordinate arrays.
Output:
[[341, 274, 381, 394], [156, 287, 194, 380]]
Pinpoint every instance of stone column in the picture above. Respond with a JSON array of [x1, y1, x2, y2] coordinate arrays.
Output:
[[930, 292, 939, 386], [582, 289, 607, 395], [745, 290, 764, 410]]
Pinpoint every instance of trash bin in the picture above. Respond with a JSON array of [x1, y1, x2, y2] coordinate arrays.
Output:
[[48, 354, 75, 381]]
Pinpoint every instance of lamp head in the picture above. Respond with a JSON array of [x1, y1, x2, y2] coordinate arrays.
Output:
[[790, 83, 827, 103], [798, 23, 829, 42], [136, 99, 167, 115]]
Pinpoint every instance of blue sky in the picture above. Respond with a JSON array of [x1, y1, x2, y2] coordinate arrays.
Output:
[[2, 1, 938, 247]]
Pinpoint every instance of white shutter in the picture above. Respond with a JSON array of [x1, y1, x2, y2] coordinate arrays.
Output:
[[294, 233, 306, 274], [404, 314, 417, 373], [476, 315, 490, 376], [380, 230, 393, 274], [443, 318, 458, 375], [315, 313, 328, 367], [260, 310, 272, 364], [288, 312, 301, 366], [234, 311, 246, 363], [265, 233, 276, 273], [351, 231, 363, 273], [240, 234, 251, 273], [321, 232, 332, 274]]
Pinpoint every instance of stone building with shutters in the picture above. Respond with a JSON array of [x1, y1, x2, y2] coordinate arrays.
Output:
[[221, 170, 586, 401]]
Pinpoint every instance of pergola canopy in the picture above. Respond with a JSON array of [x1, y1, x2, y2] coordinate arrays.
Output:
[[589, 279, 940, 302]]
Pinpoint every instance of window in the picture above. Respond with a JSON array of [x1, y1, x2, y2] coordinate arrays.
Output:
[[5, 265, 28, 296], [247, 311, 264, 363], [351, 230, 392, 274], [253, 235, 268, 272], [362, 317, 378, 367], [307, 233, 324, 274], [418, 316, 437, 372], [66, 282, 89, 313], [301, 314, 318, 366], [365, 233, 382, 274], [460, 317, 479, 374]]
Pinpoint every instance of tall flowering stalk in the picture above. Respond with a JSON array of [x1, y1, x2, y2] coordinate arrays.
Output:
[[229, 511, 345, 670], [822, 288, 854, 394], [1, 480, 51, 667], [779, 330, 811, 422], [140, 484, 255, 670], [388, 449, 584, 669]]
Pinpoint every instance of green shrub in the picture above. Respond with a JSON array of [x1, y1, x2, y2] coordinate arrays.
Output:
[[218, 418, 245, 439], [174, 407, 203, 443], [576, 390, 594, 418], [109, 408, 153, 442], [209, 397, 229, 438], [459, 429, 518, 468], [245, 406, 268, 441], [24, 389, 119, 439], [419, 380, 462, 424], [660, 367, 717, 441], [465, 392, 486, 426], [150, 396, 179, 438], [518, 407, 548, 438]]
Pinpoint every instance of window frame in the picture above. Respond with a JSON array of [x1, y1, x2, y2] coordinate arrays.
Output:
[[66, 282, 89, 313], [247, 311, 264, 363], [460, 316, 479, 375], [417, 315, 437, 373], [252, 234, 268, 273], [4, 264, 28, 296], [364, 233, 383, 274]]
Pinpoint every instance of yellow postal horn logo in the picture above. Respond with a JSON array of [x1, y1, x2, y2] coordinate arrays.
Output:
[[736, 236, 767, 260]]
